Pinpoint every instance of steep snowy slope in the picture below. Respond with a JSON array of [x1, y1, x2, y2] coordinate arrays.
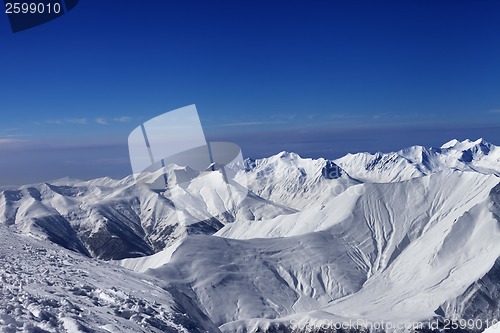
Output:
[[146, 234, 367, 327], [218, 170, 496, 241], [437, 183, 500, 323], [122, 171, 500, 331], [0, 225, 220, 332], [0, 172, 293, 260], [335, 138, 499, 183], [315, 180, 500, 324]]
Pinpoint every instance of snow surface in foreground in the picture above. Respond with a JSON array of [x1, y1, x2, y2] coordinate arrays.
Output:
[[0, 225, 219, 332]]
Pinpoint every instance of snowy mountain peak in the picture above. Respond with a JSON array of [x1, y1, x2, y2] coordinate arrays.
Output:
[[238, 152, 356, 210], [243, 151, 349, 181], [440, 137, 491, 151], [321, 160, 344, 179], [277, 150, 294, 158], [272, 150, 302, 162], [441, 139, 461, 149], [437, 138, 495, 166], [335, 138, 498, 183]]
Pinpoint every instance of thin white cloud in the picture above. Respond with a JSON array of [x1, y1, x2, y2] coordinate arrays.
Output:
[[45, 118, 91, 125], [211, 121, 288, 127], [113, 116, 132, 123], [372, 113, 389, 120], [328, 113, 363, 120], [0, 129, 30, 142], [489, 109, 500, 113], [46, 118, 88, 125], [66, 118, 88, 125], [45, 120, 65, 125], [0, 133, 28, 138], [44, 116, 133, 126], [0, 128, 19, 132], [0, 139, 26, 144], [95, 117, 108, 125]]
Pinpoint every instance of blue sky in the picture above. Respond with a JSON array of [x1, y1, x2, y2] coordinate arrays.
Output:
[[1, 1, 500, 185]]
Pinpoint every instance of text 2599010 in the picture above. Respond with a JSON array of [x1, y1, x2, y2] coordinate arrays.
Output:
[[5, 2, 62, 14]]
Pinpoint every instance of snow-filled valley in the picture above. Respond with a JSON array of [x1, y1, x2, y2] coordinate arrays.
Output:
[[1, 138, 499, 332]]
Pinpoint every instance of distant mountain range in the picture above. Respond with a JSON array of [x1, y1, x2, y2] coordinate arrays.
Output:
[[0, 138, 499, 332]]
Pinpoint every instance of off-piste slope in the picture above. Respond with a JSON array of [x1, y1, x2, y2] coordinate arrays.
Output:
[[438, 182, 500, 323], [124, 170, 500, 331]]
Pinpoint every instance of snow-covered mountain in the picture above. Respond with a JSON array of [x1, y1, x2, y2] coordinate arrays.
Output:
[[0, 172, 294, 260], [240, 151, 358, 210], [128, 171, 500, 331], [335, 138, 499, 182], [1, 138, 499, 332]]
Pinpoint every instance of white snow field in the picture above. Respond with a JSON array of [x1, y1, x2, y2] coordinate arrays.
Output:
[[1, 138, 499, 332], [0, 225, 220, 332]]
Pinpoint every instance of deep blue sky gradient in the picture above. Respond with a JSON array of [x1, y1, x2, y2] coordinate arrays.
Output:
[[1, 1, 500, 184]]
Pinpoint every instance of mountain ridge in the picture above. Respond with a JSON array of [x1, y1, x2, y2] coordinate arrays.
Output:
[[1, 138, 499, 333]]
